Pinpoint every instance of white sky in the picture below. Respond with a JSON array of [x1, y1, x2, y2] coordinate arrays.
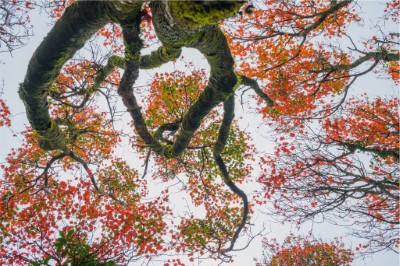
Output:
[[0, 1, 398, 265]]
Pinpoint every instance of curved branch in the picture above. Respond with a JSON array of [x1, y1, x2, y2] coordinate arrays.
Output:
[[18, 1, 112, 152], [116, 20, 161, 149], [140, 46, 182, 69], [296, 0, 352, 37], [213, 94, 249, 254], [240, 75, 273, 107], [337, 141, 399, 161], [90, 55, 125, 93], [315, 51, 400, 73]]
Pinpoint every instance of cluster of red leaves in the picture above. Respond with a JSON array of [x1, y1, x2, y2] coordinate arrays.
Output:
[[386, 61, 400, 84], [140, 2, 158, 47], [323, 96, 399, 158], [256, 233, 354, 266], [11, 0, 33, 9], [0, 107, 172, 264], [222, 0, 359, 122], [384, 0, 400, 23], [50, 59, 121, 107], [49, 0, 75, 19], [95, 24, 124, 54], [50, 61, 96, 97], [0, 99, 11, 127]]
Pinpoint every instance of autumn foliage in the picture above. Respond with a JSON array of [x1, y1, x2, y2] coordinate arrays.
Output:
[[258, 96, 399, 252], [0, 0, 399, 265], [0, 99, 11, 127], [256, 234, 353, 266]]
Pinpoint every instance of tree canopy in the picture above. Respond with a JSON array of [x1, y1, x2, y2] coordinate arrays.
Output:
[[0, 0, 398, 265]]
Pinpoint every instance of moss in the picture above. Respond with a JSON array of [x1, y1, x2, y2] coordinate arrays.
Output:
[[169, 1, 244, 29], [177, 30, 204, 46], [163, 126, 194, 158], [233, 74, 241, 91], [140, 46, 181, 69], [37, 120, 67, 151], [109, 55, 125, 68]]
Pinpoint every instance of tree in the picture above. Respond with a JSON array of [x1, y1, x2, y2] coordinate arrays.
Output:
[[0, 0, 398, 265]]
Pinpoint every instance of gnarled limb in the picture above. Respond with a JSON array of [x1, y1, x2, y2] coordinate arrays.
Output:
[[19, 1, 143, 152], [240, 75, 274, 107], [19, 1, 109, 152], [213, 94, 249, 254], [116, 19, 164, 152], [140, 46, 182, 69], [314, 51, 400, 73]]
